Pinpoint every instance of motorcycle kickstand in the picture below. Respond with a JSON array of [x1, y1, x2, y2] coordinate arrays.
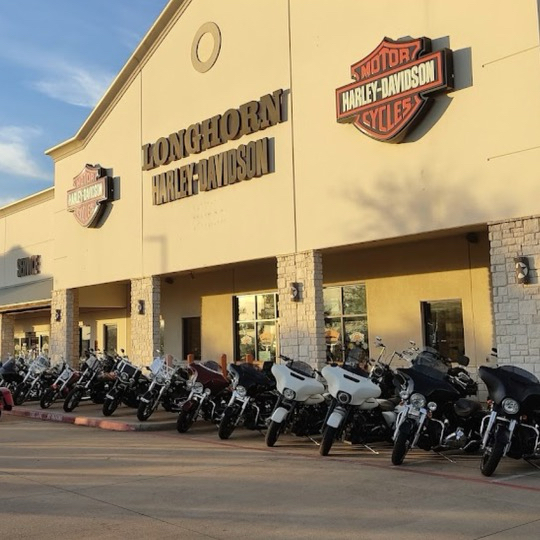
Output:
[[356, 443, 380, 455], [524, 458, 540, 471], [434, 451, 456, 463]]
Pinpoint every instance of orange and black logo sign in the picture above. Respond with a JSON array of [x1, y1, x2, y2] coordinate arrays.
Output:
[[336, 37, 454, 143], [67, 165, 112, 227]]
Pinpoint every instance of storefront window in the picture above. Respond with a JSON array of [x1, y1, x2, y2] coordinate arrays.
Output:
[[324, 284, 369, 364], [104, 324, 118, 355], [422, 299, 464, 361], [235, 293, 278, 362]]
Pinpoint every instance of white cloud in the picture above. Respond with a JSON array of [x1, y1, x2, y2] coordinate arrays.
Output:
[[0, 126, 49, 180], [32, 60, 114, 108]]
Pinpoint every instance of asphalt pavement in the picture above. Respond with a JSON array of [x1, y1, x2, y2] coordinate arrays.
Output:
[[1, 404, 540, 539]]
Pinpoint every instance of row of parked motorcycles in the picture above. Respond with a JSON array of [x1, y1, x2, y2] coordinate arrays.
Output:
[[1, 339, 540, 477]]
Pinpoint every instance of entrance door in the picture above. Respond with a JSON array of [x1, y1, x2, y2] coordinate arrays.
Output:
[[183, 317, 201, 360], [422, 299, 465, 361]]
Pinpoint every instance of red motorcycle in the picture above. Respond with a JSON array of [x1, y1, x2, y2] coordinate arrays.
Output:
[[0, 387, 14, 418], [176, 361, 230, 433]]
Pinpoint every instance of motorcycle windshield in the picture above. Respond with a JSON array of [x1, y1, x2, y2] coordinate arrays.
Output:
[[479, 365, 540, 406], [398, 363, 459, 402], [288, 360, 316, 378], [191, 362, 227, 387], [229, 363, 274, 391], [0, 358, 16, 374]]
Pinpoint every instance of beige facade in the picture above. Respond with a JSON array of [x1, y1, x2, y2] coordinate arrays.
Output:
[[1, 0, 540, 375]]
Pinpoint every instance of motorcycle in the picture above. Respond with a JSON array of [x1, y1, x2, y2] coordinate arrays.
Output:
[[217, 361, 278, 440], [12, 354, 54, 405], [265, 355, 328, 447], [176, 360, 230, 432], [478, 364, 540, 476], [40, 362, 79, 409], [319, 360, 395, 456], [137, 356, 188, 421], [63, 351, 116, 412], [0, 386, 14, 418], [391, 347, 484, 466], [0, 355, 26, 391], [102, 356, 149, 416]]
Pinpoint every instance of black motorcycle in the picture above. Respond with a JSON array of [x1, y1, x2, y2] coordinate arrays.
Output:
[[218, 362, 278, 440], [391, 347, 485, 465], [0, 356, 26, 392], [102, 357, 149, 416], [63, 351, 116, 412], [478, 364, 540, 476], [12, 355, 55, 405]]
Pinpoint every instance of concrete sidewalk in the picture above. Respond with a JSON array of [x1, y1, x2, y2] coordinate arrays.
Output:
[[5, 399, 178, 431]]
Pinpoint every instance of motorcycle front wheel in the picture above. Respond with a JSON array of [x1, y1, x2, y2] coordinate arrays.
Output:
[[137, 397, 157, 422], [392, 429, 412, 465], [13, 383, 30, 406], [63, 387, 84, 412], [176, 407, 197, 433], [102, 396, 120, 417], [218, 407, 239, 440], [319, 425, 337, 456], [265, 420, 283, 447], [40, 387, 58, 409], [480, 427, 507, 476]]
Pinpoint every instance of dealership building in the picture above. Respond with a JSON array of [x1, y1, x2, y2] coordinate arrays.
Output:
[[1, 0, 540, 380]]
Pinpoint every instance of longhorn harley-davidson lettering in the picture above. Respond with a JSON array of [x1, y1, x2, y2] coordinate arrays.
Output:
[[336, 37, 454, 142]]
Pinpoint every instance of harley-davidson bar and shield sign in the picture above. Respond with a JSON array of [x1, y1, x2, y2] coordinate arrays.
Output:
[[336, 37, 454, 142], [67, 165, 112, 227]]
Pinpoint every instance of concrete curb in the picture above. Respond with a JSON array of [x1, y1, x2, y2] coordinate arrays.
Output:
[[5, 406, 177, 432]]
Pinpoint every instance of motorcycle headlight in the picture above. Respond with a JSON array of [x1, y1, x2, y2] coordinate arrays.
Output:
[[410, 393, 426, 409], [120, 372, 129, 383], [283, 388, 296, 400], [337, 391, 351, 405], [427, 401, 437, 412], [502, 398, 520, 415], [399, 390, 410, 400], [193, 382, 204, 393], [204, 387, 212, 396], [236, 385, 247, 398], [156, 375, 165, 385]]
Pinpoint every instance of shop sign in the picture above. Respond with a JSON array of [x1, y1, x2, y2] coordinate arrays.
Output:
[[336, 37, 454, 142], [17, 255, 41, 278], [67, 165, 112, 227], [143, 89, 286, 206]]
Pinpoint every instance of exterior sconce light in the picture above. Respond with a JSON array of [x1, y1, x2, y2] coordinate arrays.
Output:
[[514, 256, 530, 285], [137, 299, 145, 314], [54, 309, 62, 322], [290, 282, 301, 302]]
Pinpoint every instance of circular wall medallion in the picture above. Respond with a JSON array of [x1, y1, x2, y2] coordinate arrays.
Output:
[[191, 22, 221, 73]]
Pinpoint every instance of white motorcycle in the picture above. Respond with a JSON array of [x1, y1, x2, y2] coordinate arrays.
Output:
[[265, 355, 328, 447], [319, 362, 396, 456]]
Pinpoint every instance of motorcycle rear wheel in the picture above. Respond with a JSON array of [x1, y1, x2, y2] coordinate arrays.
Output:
[[102, 396, 120, 417], [265, 420, 283, 447], [63, 387, 83, 412], [218, 407, 238, 440], [40, 388, 58, 409], [176, 407, 197, 433], [480, 431, 506, 477], [319, 425, 337, 456], [392, 429, 412, 465]]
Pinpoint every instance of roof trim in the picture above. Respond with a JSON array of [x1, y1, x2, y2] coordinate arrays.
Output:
[[45, 0, 191, 161], [0, 187, 54, 218], [0, 299, 51, 314]]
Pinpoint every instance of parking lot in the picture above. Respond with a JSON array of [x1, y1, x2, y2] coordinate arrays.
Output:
[[1, 409, 540, 539]]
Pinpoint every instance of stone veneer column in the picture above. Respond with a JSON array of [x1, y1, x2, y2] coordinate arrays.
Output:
[[489, 216, 540, 374], [130, 276, 161, 365], [49, 289, 79, 366], [0, 313, 15, 361], [277, 250, 326, 369]]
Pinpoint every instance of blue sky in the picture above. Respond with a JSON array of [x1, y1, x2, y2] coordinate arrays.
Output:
[[0, 0, 169, 206]]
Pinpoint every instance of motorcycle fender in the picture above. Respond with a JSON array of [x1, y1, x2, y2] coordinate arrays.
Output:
[[398, 418, 416, 436], [327, 410, 345, 429], [182, 399, 195, 412], [271, 406, 288, 424]]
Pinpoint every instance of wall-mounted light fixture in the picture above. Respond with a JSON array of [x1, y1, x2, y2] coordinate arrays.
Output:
[[514, 256, 530, 285], [137, 299, 145, 314], [54, 309, 62, 322], [290, 282, 301, 302]]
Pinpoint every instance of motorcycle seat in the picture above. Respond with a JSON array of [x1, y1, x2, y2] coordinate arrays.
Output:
[[454, 398, 483, 417], [376, 398, 396, 412]]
